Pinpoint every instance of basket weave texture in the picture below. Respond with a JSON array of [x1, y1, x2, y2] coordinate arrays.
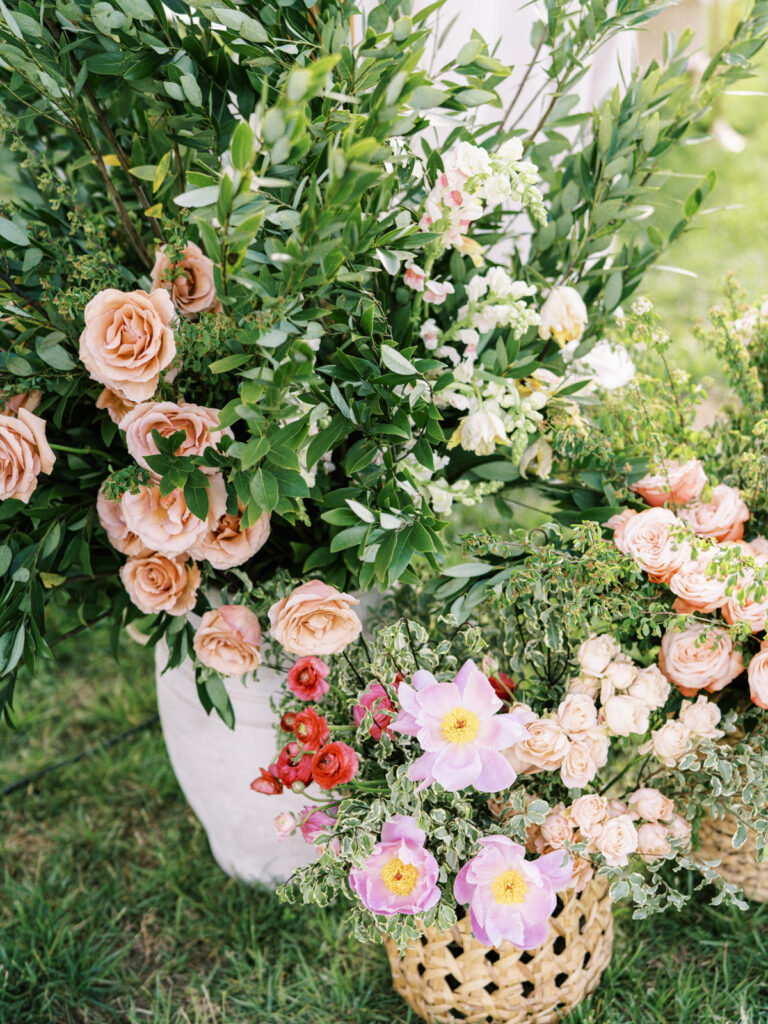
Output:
[[384, 876, 613, 1024], [697, 812, 768, 903]]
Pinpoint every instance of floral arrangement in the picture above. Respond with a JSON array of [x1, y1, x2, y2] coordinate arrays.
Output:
[[1, 1, 767, 731]]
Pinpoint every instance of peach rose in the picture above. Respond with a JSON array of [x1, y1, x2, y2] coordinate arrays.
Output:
[[95, 387, 136, 424], [603, 694, 650, 737], [628, 788, 674, 823], [679, 484, 749, 543], [607, 798, 632, 818], [268, 580, 362, 656], [560, 739, 597, 789], [557, 693, 598, 736], [650, 720, 691, 767], [190, 507, 270, 570], [621, 507, 689, 583], [585, 727, 610, 770], [577, 633, 620, 676], [515, 718, 571, 773], [747, 645, 768, 710], [630, 459, 706, 508], [606, 508, 637, 554], [150, 242, 220, 318], [96, 489, 151, 557], [121, 474, 227, 556], [193, 604, 262, 675], [566, 674, 601, 700], [120, 553, 200, 615], [667, 814, 692, 845], [0, 390, 41, 415], [722, 571, 768, 633], [627, 665, 671, 711], [750, 537, 768, 561], [602, 659, 636, 691], [678, 694, 724, 739], [539, 807, 574, 850], [120, 401, 233, 476], [668, 551, 728, 614], [569, 794, 608, 842], [0, 408, 55, 503], [659, 624, 743, 696], [79, 288, 176, 403], [595, 814, 638, 866], [568, 855, 594, 891], [637, 822, 672, 862]]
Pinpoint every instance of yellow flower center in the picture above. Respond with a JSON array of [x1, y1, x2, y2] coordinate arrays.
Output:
[[491, 870, 529, 905], [440, 707, 480, 744], [381, 857, 419, 895]]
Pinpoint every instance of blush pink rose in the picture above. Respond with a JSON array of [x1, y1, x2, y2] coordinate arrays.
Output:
[[630, 459, 706, 508], [668, 553, 728, 615], [515, 718, 571, 774], [538, 807, 574, 851], [121, 473, 227, 556], [658, 624, 743, 696], [595, 814, 638, 866], [120, 553, 200, 615], [79, 288, 176, 403], [569, 794, 608, 842], [559, 739, 597, 789], [193, 605, 262, 675], [268, 580, 362, 656], [721, 572, 768, 633], [189, 507, 270, 570], [678, 694, 724, 739], [566, 674, 601, 700], [150, 242, 220, 318], [0, 408, 56, 503], [621, 507, 689, 583], [627, 665, 670, 711], [628, 788, 674, 823], [0, 390, 41, 415], [606, 508, 637, 554], [603, 695, 650, 737], [650, 720, 691, 766], [750, 537, 768, 561], [679, 484, 749, 543], [577, 633, 620, 676], [96, 489, 151, 557], [557, 693, 598, 736], [748, 645, 768, 710], [119, 401, 233, 476], [637, 822, 672, 861], [95, 386, 137, 424]]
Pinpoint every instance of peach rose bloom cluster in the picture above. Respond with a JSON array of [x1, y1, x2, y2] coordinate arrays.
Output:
[[630, 459, 706, 508], [747, 642, 768, 710], [121, 475, 227, 557], [269, 581, 362, 656], [615, 507, 689, 583], [79, 289, 176, 403], [193, 604, 262, 675], [151, 242, 220, 319], [659, 624, 742, 697], [0, 407, 56, 503], [643, 693, 724, 768], [96, 491, 151, 557], [120, 553, 200, 616], [120, 401, 233, 476], [680, 484, 749, 543], [189, 506, 270, 570]]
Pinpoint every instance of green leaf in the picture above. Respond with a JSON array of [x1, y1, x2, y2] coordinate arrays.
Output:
[[249, 468, 279, 512], [153, 150, 172, 193], [181, 74, 203, 107], [209, 352, 249, 374], [115, 0, 153, 17], [380, 345, 418, 376], [0, 217, 29, 247], [231, 121, 254, 171], [409, 86, 448, 109], [93, 3, 127, 33], [442, 562, 493, 578], [174, 186, 219, 208]]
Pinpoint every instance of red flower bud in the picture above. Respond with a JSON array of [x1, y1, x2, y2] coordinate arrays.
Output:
[[250, 766, 283, 795], [275, 741, 314, 787], [489, 671, 515, 703], [280, 711, 297, 733], [293, 707, 330, 751]]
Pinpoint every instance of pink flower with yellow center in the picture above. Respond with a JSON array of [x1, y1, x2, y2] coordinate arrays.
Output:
[[349, 815, 440, 916], [454, 836, 573, 949], [392, 660, 531, 793]]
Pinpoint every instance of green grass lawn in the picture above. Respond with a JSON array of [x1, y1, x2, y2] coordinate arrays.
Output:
[[3, 623, 768, 1024]]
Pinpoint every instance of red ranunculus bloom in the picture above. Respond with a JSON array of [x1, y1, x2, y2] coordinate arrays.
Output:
[[311, 741, 359, 790], [489, 671, 515, 703], [287, 656, 331, 701], [250, 766, 283, 795], [275, 741, 314, 787], [280, 711, 297, 733], [352, 682, 396, 740], [293, 707, 330, 751]]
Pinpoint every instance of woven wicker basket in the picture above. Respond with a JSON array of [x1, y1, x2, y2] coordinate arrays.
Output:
[[384, 876, 613, 1024], [697, 812, 768, 903]]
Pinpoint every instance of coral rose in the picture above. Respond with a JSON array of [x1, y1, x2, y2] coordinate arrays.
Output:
[[606, 508, 637, 554], [95, 387, 136, 424], [747, 645, 768, 710], [679, 484, 749, 543], [189, 507, 270, 570], [120, 401, 232, 476], [293, 707, 330, 752], [121, 474, 227, 556], [0, 408, 55, 503], [630, 459, 706, 508], [120, 553, 200, 615], [150, 242, 220, 318], [269, 580, 362, 656], [96, 489, 151, 557], [79, 289, 176, 403], [193, 604, 262, 676], [287, 657, 331, 701], [668, 551, 728, 614], [311, 741, 359, 790], [659, 624, 743, 696], [628, 787, 674, 823], [595, 814, 638, 866], [621, 507, 689, 583]]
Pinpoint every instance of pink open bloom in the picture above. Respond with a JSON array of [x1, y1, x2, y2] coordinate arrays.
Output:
[[454, 837, 573, 949], [353, 683, 396, 740], [349, 815, 440, 916], [391, 660, 531, 793]]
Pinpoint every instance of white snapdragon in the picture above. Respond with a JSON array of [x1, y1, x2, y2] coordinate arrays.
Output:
[[448, 401, 508, 456], [420, 319, 440, 349], [580, 340, 635, 391]]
